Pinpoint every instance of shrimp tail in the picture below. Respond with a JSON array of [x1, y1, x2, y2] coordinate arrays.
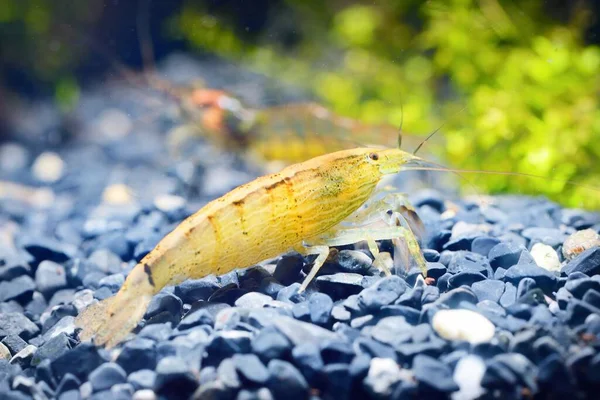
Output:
[[76, 264, 156, 348], [76, 291, 153, 348]]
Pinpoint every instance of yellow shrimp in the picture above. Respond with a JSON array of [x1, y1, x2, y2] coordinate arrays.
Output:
[[76, 146, 427, 348]]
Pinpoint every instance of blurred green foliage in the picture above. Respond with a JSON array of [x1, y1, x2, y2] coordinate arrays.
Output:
[[174, 0, 600, 210]]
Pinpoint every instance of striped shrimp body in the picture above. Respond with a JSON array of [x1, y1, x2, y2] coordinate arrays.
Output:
[[76, 147, 427, 348]]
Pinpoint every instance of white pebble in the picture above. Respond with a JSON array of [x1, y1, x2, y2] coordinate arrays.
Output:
[[154, 194, 186, 212], [432, 309, 495, 344], [451, 355, 486, 400], [32, 152, 65, 183], [530, 243, 561, 273], [133, 389, 157, 400], [95, 108, 132, 140], [562, 229, 600, 260], [103, 183, 134, 205], [365, 357, 407, 396]]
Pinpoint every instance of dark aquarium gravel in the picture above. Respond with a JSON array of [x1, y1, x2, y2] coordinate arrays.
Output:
[[2, 54, 600, 400]]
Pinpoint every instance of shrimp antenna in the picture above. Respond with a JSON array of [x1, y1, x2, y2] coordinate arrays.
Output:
[[397, 102, 404, 149], [413, 105, 467, 155]]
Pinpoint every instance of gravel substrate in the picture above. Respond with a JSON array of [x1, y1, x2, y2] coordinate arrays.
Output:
[[2, 54, 600, 400]]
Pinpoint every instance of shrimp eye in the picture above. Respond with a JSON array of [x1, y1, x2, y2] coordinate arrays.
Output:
[[369, 152, 379, 161]]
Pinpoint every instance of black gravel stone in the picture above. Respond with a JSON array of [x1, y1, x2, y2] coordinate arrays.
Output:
[[232, 353, 270, 385], [504, 262, 557, 294], [266, 359, 309, 400], [471, 236, 501, 256], [472, 280, 505, 303], [115, 338, 157, 374], [51, 342, 103, 382], [412, 354, 459, 392], [0, 312, 40, 340], [488, 242, 524, 270], [251, 327, 291, 362], [562, 247, 600, 276], [127, 369, 156, 390], [144, 292, 183, 325], [89, 362, 127, 392], [31, 333, 72, 366], [1, 335, 27, 355], [448, 271, 487, 288], [154, 356, 198, 398], [564, 278, 600, 298], [425, 262, 446, 280], [56, 373, 81, 395], [273, 253, 304, 286], [35, 260, 68, 298], [0, 275, 36, 303], [20, 237, 75, 264], [308, 292, 333, 325], [358, 276, 408, 311], [336, 250, 372, 273]]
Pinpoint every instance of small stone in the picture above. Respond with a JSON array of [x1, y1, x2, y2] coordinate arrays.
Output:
[[266, 359, 309, 400], [21, 236, 75, 263], [471, 237, 501, 257], [0, 312, 40, 340], [562, 247, 600, 276], [413, 354, 459, 392], [9, 344, 37, 367], [217, 358, 240, 389], [358, 276, 409, 311], [530, 243, 561, 273], [364, 357, 405, 397], [1, 335, 27, 355], [87, 249, 123, 275], [89, 362, 127, 392], [116, 338, 157, 374], [154, 356, 198, 397], [273, 254, 304, 286], [144, 292, 183, 325], [562, 229, 600, 260], [0, 275, 36, 303], [272, 316, 339, 346], [35, 260, 68, 298], [174, 275, 220, 303], [234, 292, 273, 309], [32, 152, 65, 183], [237, 388, 274, 400], [315, 273, 365, 300], [154, 194, 186, 213], [251, 327, 291, 362], [370, 316, 413, 347], [133, 389, 157, 400], [521, 227, 565, 247], [308, 292, 333, 325], [471, 280, 505, 303], [504, 262, 557, 294], [488, 242, 524, 270], [128, 369, 156, 390], [432, 309, 495, 344], [499, 282, 517, 308], [336, 250, 372, 273], [31, 333, 72, 366], [448, 271, 487, 288], [452, 355, 486, 400], [102, 184, 134, 205], [232, 354, 270, 384], [320, 341, 355, 364], [51, 342, 103, 381]]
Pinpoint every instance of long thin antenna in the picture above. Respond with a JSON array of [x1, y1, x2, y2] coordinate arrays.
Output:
[[413, 105, 468, 155], [397, 102, 404, 149]]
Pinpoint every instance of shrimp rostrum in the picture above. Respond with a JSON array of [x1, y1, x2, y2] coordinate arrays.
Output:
[[76, 147, 429, 348]]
